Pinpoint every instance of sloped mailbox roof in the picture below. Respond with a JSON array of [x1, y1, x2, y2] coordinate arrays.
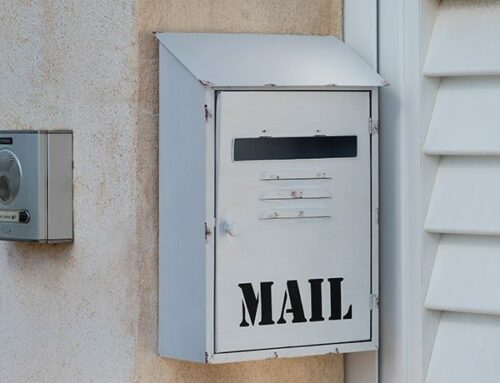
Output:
[[156, 32, 386, 88]]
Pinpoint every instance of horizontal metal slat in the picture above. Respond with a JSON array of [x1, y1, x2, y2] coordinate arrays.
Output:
[[260, 189, 332, 200], [259, 207, 331, 220], [261, 169, 331, 180]]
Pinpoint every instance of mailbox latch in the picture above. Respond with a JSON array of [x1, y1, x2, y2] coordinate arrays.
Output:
[[204, 222, 213, 241], [369, 294, 380, 310], [369, 118, 379, 135]]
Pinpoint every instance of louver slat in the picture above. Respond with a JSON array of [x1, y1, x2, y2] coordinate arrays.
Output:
[[424, 157, 500, 235], [424, 77, 500, 156], [425, 235, 500, 315], [426, 313, 500, 383], [423, 1, 500, 77], [424, 1, 500, 382]]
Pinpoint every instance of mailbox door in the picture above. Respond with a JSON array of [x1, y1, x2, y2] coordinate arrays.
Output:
[[215, 91, 373, 353]]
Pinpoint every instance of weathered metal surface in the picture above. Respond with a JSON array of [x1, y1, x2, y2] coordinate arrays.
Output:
[[215, 91, 373, 353], [157, 33, 380, 364], [156, 33, 385, 87]]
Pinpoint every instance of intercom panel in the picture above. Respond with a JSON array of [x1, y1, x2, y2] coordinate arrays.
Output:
[[0, 131, 73, 243]]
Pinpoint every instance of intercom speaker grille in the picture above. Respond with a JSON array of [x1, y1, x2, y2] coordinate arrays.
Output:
[[0, 149, 21, 205], [0, 149, 15, 172]]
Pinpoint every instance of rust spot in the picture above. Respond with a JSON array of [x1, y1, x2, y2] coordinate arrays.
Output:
[[266, 351, 279, 361], [291, 190, 303, 199], [268, 211, 280, 219], [200, 80, 213, 87]]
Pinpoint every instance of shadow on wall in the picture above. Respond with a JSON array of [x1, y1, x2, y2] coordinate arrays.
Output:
[[4, 242, 74, 267]]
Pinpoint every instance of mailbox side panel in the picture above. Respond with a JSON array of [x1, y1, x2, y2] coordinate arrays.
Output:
[[47, 132, 73, 242], [158, 45, 208, 362]]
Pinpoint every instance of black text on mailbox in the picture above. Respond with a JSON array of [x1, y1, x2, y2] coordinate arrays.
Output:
[[238, 278, 353, 327]]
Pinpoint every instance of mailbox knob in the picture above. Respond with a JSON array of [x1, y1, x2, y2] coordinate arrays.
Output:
[[223, 222, 239, 237]]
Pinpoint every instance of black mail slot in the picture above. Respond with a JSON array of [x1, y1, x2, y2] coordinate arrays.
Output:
[[233, 136, 357, 161]]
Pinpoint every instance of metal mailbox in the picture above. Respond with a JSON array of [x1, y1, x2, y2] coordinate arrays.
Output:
[[156, 33, 385, 363]]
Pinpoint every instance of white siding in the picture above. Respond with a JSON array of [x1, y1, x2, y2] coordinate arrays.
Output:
[[426, 313, 500, 383], [423, 2, 500, 77], [423, 76, 500, 156], [424, 1, 500, 382], [425, 157, 500, 235], [425, 235, 500, 315]]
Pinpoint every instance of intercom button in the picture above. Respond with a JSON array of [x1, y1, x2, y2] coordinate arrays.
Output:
[[19, 210, 30, 224]]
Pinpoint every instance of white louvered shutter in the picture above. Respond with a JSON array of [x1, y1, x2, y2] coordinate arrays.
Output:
[[423, 1, 500, 382]]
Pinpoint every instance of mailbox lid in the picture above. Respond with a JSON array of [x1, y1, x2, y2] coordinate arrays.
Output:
[[156, 33, 386, 88], [214, 91, 373, 353]]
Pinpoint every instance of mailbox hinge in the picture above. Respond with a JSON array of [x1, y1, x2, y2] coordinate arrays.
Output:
[[204, 222, 213, 241], [369, 118, 379, 135], [369, 294, 380, 311], [204, 104, 213, 122]]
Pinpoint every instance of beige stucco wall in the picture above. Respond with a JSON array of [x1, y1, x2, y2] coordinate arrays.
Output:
[[0, 1, 343, 382]]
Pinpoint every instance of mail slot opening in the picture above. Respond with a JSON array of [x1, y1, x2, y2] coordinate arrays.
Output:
[[233, 136, 357, 161]]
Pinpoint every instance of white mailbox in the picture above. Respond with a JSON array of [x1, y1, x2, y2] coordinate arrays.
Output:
[[156, 33, 385, 363]]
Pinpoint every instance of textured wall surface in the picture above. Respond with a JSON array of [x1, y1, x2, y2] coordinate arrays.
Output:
[[0, 1, 138, 382], [0, 0, 343, 382]]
